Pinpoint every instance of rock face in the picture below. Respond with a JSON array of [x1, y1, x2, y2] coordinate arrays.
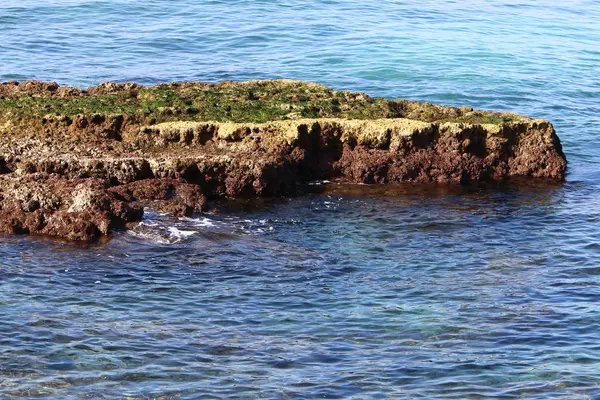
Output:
[[0, 79, 566, 240]]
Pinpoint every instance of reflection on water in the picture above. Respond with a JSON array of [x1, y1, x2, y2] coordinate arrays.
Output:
[[2, 0, 600, 397], [2, 180, 600, 398]]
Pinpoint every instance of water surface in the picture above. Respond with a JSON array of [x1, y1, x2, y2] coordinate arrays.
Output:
[[1, 0, 600, 398]]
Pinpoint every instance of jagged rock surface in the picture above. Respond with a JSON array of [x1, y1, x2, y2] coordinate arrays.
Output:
[[0, 80, 566, 240]]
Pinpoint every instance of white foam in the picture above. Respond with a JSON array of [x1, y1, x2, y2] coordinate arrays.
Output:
[[180, 216, 217, 227], [128, 229, 172, 244], [167, 227, 197, 239]]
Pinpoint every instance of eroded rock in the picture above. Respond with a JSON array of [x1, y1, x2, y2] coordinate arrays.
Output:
[[0, 80, 567, 240]]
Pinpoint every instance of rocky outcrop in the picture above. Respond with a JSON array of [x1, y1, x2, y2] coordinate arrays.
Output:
[[0, 80, 566, 240]]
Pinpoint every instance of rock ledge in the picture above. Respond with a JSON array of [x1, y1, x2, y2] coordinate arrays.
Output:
[[0, 80, 566, 240]]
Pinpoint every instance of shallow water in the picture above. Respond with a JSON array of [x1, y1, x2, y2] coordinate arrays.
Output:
[[1, 0, 600, 398]]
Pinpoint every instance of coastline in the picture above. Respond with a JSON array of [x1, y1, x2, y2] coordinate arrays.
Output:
[[0, 79, 567, 241]]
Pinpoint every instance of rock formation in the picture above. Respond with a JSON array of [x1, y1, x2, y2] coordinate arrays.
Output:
[[0, 79, 566, 240]]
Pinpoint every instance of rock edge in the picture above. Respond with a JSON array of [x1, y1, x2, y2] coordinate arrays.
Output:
[[0, 80, 567, 241]]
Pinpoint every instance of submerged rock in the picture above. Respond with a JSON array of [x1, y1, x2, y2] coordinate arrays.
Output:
[[0, 79, 566, 240]]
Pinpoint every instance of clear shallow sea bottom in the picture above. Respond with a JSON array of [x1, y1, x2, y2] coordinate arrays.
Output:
[[1, 0, 600, 398]]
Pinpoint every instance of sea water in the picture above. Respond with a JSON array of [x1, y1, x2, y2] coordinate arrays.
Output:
[[1, 1, 600, 398]]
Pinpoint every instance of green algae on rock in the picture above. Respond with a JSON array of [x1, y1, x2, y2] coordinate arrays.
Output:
[[1, 79, 524, 125], [0, 80, 567, 241]]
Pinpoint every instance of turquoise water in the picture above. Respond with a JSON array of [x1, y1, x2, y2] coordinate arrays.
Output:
[[1, 1, 600, 398]]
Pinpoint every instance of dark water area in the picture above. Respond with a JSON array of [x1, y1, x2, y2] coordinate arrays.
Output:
[[2, 0, 600, 398]]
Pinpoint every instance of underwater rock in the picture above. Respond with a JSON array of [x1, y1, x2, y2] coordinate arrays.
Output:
[[0, 79, 566, 240]]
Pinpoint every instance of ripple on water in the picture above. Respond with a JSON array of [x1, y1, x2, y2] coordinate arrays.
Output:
[[2, 0, 600, 398], [1, 181, 600, 398]]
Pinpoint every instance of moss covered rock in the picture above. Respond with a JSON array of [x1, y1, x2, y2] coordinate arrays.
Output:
[[0, 79, 566, 241]]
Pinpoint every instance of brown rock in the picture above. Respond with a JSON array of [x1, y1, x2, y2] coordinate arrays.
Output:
[[0, 80, 567, 241]]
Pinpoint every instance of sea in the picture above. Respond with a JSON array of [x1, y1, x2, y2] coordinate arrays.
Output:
[[1, 0, 600, 398]]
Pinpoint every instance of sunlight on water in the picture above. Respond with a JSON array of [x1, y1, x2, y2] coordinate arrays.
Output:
[[1, 0, 600, 398]]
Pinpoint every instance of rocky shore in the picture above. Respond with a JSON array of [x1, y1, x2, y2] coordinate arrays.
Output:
[[0, 80, 567, 241]]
